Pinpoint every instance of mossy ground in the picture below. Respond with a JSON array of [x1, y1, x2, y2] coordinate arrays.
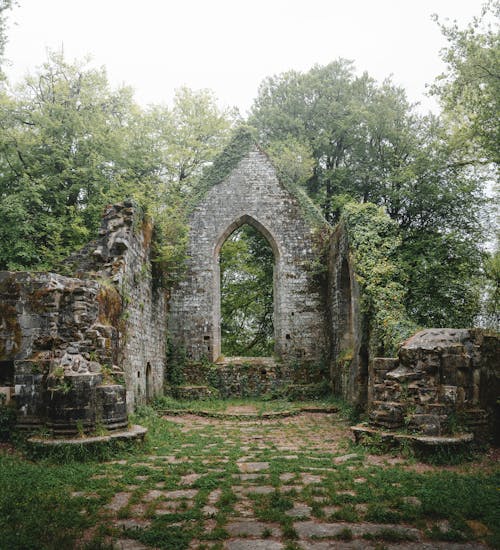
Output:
[[0, 398, 498, 549]]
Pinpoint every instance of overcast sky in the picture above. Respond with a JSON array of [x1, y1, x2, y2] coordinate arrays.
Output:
[[4, 0, 487, 116]]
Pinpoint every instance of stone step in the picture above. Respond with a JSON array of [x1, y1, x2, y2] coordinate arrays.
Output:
[[215, 356, 277, 368], [173, 385, 218, 400]]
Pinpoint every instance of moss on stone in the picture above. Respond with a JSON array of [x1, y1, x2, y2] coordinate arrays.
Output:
[[96, 283, 122, 327], [0, 276, 21, 297], [0, 303, 22, 359]]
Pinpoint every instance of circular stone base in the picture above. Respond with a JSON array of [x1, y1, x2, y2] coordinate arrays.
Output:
[[27, 424, 147, 447]]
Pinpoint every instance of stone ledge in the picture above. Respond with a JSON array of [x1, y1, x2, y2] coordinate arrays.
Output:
[[159, 406, 338, 420], [27, 424, 147, 447], [351, 424, 474, 448]]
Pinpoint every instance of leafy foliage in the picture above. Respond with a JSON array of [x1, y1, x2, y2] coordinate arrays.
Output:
[[341, 203, 417, 354], [482, 248, 500, 330], [220, 224, 274, 356], [0, 54, 235, 281], [0, 53, 138, 269], [431, 1, 500, 165], [0, 0, 14, 76], [250, 59, 488, 329]]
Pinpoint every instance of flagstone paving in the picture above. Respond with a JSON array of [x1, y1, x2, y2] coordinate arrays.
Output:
[[70, 410, 497, 549]]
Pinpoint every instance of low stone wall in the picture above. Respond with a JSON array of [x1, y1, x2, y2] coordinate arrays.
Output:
[[0, 271, 127, 434], [368, 329, 499, 442], [169, 358, 328, 399]]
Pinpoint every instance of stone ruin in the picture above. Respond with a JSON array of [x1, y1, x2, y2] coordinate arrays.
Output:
[[0, 143, 498, 444], [0, 201, 166, 436], [353, 329, 499, 445]]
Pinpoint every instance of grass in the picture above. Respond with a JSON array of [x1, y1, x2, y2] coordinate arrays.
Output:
[[152, 395, 340, 415], [0, 397, 498, 549]]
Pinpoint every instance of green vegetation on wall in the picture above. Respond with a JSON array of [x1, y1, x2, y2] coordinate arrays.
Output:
[[341, 202, 417, 355]]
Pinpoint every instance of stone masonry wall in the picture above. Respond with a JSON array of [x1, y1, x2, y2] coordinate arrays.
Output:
[[169, 358, 327, 399], [0, 201, 167, 433], [168, 147, 328, 365], [71, 201, 167, 411], [368, 329, 499, 441], [0, 271, 127, 434], [326, 223, 368, 407]]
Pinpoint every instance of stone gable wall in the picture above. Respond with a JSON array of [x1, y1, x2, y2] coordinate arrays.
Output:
[[168, 147, 328, 365]]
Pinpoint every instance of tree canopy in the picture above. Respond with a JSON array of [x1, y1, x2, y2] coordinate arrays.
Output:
[[0, 1, 497, 355], [249, 59, 488, 329], [0, 53, 235, 272], [431, 0, 500, 166]]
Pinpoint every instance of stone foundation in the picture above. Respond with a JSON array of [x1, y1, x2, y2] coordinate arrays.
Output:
[[366, 329, 499, 442]]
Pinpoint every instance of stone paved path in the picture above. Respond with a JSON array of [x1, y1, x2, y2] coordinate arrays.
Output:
[[74, 411, 495, 549]]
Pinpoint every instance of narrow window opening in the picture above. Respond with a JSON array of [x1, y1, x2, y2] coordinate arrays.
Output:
[[145, 362, 153, 403], [0, 361, 14, 386]]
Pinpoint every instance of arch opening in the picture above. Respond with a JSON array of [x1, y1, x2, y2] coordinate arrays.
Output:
[[338, 258, 353, 353], [213, 216, 278, 360], [145, 362, 153, 403]]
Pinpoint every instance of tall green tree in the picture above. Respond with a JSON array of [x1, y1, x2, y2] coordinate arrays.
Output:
[[0, 52, 138, 269], [250, 60, 421, 223], [0, 0, 15, 76], [249, 60, 487, 328], [431, 1, 500, 165], [0, 53, 236, 275]]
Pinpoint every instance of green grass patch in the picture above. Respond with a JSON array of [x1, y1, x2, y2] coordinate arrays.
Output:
[[0, 397, 498, 548]]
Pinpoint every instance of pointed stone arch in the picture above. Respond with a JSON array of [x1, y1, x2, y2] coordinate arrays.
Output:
[[168, 146, 328, 364], [213, 214, 279, 359]]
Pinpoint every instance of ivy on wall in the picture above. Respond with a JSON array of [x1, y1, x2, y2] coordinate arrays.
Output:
[[341, 202, 418, 355]]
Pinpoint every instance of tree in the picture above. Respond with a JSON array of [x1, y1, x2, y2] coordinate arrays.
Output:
[[220, 224, 274, 356], [482, 248, 500, 329], [249, 60, 487, 328], [0, 0, 15, 76], [250, 60, 420, 223], [128, 89, 237, 286], [0, 53, 236, 275], [0, 52, 139, 269], [431, 1, 500, 166]]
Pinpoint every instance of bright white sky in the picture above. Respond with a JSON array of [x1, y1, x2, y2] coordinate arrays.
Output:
[[4, 0, 486, 116]]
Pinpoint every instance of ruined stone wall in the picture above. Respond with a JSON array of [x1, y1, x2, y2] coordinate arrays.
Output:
[[368, 329, 499, 442], [71, 202, 167, 411], [0, 201, 167, 432], [168, 147, 328, 365], [0, 271, 126, 433], [326, 223, 368, 407], [168, 358, 327, 399]]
